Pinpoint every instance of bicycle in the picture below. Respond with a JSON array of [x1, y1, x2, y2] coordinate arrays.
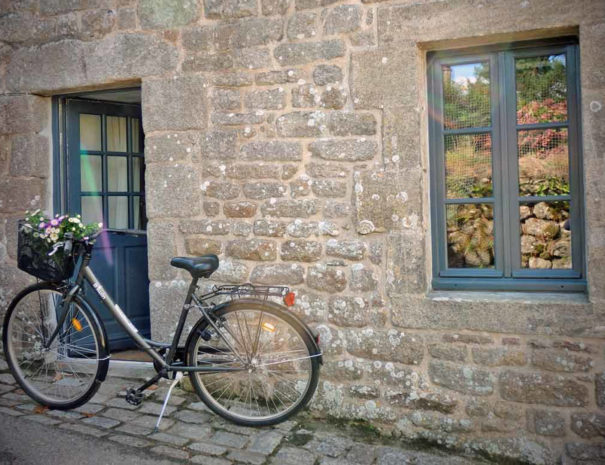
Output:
[[2, 228, 322, 429]]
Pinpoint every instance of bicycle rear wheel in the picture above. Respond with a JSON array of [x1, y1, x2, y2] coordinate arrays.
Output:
[[3, 282, 109, 409], [186, 300, 320, 426]]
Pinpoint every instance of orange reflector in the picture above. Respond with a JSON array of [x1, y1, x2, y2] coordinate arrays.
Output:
[[71, 318, 82, 332], [283, 291, 296, 307], [262, 322, 276, 333]]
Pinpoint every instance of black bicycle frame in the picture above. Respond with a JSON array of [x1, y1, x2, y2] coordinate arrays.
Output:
[[47, 248, 246, 374]]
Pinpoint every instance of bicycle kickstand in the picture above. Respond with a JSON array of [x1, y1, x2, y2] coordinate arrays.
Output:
[[153, 371, 183, 433]]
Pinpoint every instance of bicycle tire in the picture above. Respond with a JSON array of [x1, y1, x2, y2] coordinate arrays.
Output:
[[3, 282, 109, 410], [186, 299, 320, 426]]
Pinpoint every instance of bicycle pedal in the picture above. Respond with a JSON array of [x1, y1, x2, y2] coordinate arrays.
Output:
[[125, 388, 144, 406]]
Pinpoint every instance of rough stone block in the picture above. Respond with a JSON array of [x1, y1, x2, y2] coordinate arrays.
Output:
[[292, 84, 319, 108], [280, 239, 322, 262], [472, 347, 527, 367], [323, 201, 350, 218], [203, 180, 240, 200], [183, 51, 233, 72], [261, 0, 289, 15], [224, 201, 257, 218], [349, 264, 378, 292], [146, 132, 199, 162], [253, 219, 286, 237], [565, 442, 604, 460], [290, 175, 312, 197], [185, 237, 222, 255], [256, 69, 301, 85], [198, 130, 238, 160], [328, 296, 368, 327], [313, 64, 343, 85], [215, 17, 283, 50], [309, 138, 376, 161], [243, 182, 287, 199], [320, 86, 347, 109], [499, 370, 588, 407], [212, 259, 249, 283], [324, 5, 361, 35], [226, 163, 281, 179], [261, 199, 318, 218], [527, 409, 566, 437], [347, 329, 423, 365], [232, 47, 273, 70], [244, 88, 286, 110], [287, 12, 318, 40], [211, 88, 241, 111], [326, 239, 365, 260], [0, 177, 44, 213], [147, 221, 179, 280], [274, 40, 345, 66], [250, 263, 304, 285], [143, 75, 207, 132], [428, 344, 467, 363], [226, 238, 277, 261], [307, 264, 346, 292], [429, 361, 494, 395], [354, 168, 421, 234], [181, 25, 213, 51], [570, 413, 605, 438], [311, 179, 347, 198], [386, 231, 425, 295], [0, 95, 47, 135], [9, 134, 49, 177], [204, 0, 257, 18], [276, 112, 324, 137], [306, 162, 348, 178], [597, 372, 605, 408], [241, 140, 302, 161], [328, 112, 376, 136], [146, 164, 201, 218], [80, 8, 116, 39], [211, 72, 254, 87], [531, 349, 593, 373], [204, 201, 220, 216]]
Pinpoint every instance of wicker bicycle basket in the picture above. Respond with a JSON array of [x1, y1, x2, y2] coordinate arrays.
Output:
[[17, 220, 74, 282]]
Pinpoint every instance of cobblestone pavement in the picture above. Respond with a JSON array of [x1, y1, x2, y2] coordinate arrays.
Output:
[[0, 369, 485, 464]]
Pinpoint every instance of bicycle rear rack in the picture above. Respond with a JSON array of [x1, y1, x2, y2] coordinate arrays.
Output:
[[211, 283, 290, 303]]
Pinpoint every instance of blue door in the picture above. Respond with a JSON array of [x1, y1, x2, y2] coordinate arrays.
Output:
[[66, 99, 150, 350]]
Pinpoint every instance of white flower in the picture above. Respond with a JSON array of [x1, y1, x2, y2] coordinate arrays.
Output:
[[50, 234, 58, 242], [98, 222, 103, 228]]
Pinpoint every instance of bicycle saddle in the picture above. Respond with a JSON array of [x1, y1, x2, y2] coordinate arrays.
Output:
[[170, 255, 219, 278]]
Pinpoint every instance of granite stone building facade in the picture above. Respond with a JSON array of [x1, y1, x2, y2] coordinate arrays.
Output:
[[1, 0, 605, 463]]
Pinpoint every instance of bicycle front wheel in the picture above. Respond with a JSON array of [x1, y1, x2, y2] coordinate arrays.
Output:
[[187, 300, 320, 426], [3, 282, 108, 409]]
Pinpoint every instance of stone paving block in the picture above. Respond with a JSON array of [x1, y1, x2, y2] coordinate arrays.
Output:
[[185, 401, 213, 413], [0, 373, 16, 384], [108, 434, 152, 448], [0, 406, 24, 416], [247, 430, 284, 454], [138, 402, 177, 416], [149, 432, 190, 446], [150, 445, 189, 460], [227, 449, 266, 465], [101, 407, 141, 422], [188, 442, 228, 456], [60, 422, 109, 438], [82, 416, 121, 429], [0, 384, 14, 395], [173, 409, 212, 424], [114, 423, 155, 436], [271, 446, 316, 465], [346, 443, 377, 464], [304, 435, 351, 457], [105, 397, 141, 410], [215, 422, 259, 436], [191, 455, 233, 465], [210, 430, 249, 449], [168, 421, 213, 440], [15, 403, 37, 412], [132, 414, 175, 431], [46, 409, 84, 420], [74, 403, 106, 415], [22, 414, 61, 426]]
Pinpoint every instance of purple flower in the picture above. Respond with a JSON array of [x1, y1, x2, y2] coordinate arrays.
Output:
[[38, 222, 46, 229], [83, 236, 89, 241], [50, 219, 59, 226]]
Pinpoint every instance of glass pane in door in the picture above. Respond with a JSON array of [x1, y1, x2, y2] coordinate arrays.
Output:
[[80, 114, 102, 151], [107, 116, 127, 152], [442, 62, 490, 129], [446, 203, 495, 269], [108, 156, 128, 192], [108, 196, 129, 229], [82, 196, 103, 225], [80, 155, 102, 192]]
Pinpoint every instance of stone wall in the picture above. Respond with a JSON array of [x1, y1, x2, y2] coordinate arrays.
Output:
[[1, 0, 605, 463]]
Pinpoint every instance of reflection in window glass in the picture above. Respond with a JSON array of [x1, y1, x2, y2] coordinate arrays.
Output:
[[516, 54, 567, 124], [108, 156, 128, 192], [80, 114, 102, 151], [82, 196, 103, 225], [133, 157, 143, 192], [442, 62, 490, 130], [132, 118, 140, 153], [446, 203, 495, 268], [107, 116, 127, 152], [80, 155, 102, 192], [518, 128, 569, 196], [445, 133, 492, 198], [108, 196, 128, 229], [520, 201, 571, 269]]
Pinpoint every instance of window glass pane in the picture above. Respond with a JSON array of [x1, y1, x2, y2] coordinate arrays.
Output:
[[520, 201, 570, 269], [133, 196, 146, 230], [108, 196, 129, 229], [133, 157, 143, 192], [108, 156, 128, 192], [446, 203, 495, 268], [107, 116, 127, 152], [445, 133, 492, 198], [442, 62, 490, 130], [132, 118, 140, 153], [80, 155, 102, 192], [518, 128, 569, 196], [80, 114, 101, 151], [516, 54, 567, 124], [81, 196, 103, 225]]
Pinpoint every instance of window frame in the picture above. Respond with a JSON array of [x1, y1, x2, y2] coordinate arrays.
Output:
[[427, 37, 585, 292]]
